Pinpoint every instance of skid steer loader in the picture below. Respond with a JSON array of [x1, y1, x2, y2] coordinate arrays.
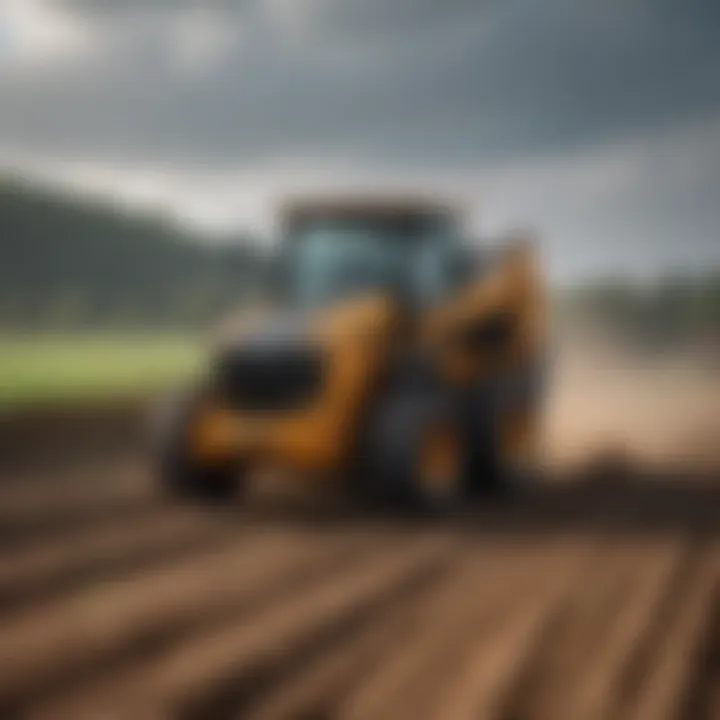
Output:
[[155, 196, 547, 508]]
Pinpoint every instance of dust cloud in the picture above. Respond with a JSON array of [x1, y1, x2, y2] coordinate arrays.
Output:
[[542, 327, 720, 477]]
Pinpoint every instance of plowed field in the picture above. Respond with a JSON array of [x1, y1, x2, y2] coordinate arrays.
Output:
[[2, 460, 720, 720]]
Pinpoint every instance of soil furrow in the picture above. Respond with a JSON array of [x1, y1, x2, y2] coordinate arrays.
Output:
[[624, 547, 720, 720], [239, 547, 481, 720], [0, 526, 383, 715], [502, 538, 643, 720], [554, 540, 687, 720], [336, 541, 582, 720], [0, 507, 242, 611], [431, 546, 585, 720], [32, 534, 456, 720], [1, 459, 720, 720]]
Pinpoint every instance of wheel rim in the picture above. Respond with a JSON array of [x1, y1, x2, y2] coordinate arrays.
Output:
[[417, 423, 462, 501]]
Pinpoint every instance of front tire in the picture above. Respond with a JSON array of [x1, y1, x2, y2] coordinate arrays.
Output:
[[161, 445, 241, 502], [152, 390, 243, 502]]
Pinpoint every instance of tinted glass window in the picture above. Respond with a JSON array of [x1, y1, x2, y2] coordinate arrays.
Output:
[[281, 218, 471, 307]]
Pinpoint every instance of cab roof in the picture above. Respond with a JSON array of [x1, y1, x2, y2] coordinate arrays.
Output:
[[280, 194, 463, 233]]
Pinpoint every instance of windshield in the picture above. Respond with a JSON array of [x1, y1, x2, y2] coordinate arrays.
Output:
[[280, 219, 467, 307]]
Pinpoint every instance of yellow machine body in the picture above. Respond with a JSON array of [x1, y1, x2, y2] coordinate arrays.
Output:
[[191, 201, 546, 480]]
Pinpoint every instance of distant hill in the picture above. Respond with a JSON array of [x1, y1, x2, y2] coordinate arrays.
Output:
[[0, 177, 265, 330], [561, 272, 720, 349], [2, 176, 718, 344]]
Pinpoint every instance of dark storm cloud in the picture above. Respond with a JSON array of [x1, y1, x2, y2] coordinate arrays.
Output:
[[2, 0, 719, 166], [57, 0, 250, 14], [2, 0, 719, 277]]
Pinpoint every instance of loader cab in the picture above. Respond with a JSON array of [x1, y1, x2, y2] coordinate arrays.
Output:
[[158, 195, 545, 509], [273, 200, 477, 313]]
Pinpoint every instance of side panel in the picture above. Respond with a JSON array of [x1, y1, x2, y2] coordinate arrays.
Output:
[[193, 297, 398, 473], [421, 242, 548, 465]]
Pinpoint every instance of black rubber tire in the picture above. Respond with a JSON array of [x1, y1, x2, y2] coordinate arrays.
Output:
[[160, 444, 240, 502], [152, 390, 243, 502], [363, 392, 466, 512], [462, 383, 509, 499]]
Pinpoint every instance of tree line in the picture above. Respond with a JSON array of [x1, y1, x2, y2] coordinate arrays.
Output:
[[562, 272, 720, 348], [0, 177, 266, 331], [1, 175, 718, 342]]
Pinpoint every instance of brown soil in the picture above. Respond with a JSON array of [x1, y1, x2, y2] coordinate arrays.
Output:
[[1, 462, 720, 720]]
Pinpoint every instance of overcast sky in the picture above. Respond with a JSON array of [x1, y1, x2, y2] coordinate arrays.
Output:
[[0, 0, 719, 279]]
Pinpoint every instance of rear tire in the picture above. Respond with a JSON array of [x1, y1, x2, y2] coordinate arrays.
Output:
[[363, 393, 466, 512], [463, 384, 509, 499]]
